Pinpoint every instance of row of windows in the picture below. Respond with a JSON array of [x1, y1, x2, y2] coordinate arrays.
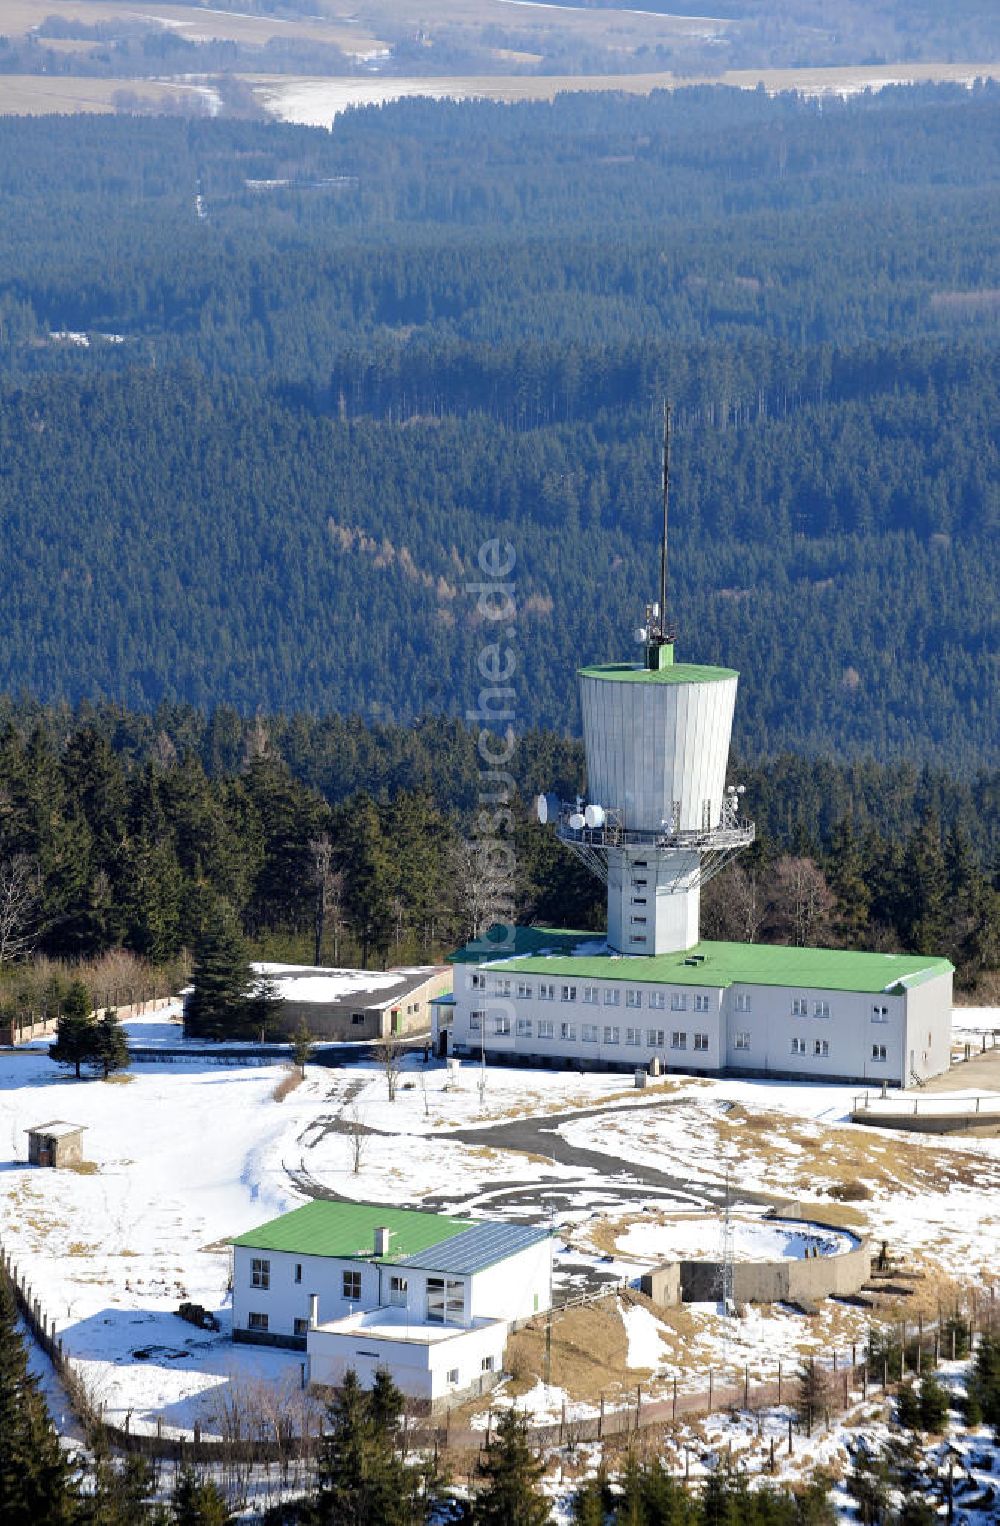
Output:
[[471, 975, 895, 1025], [251, 1259, 364, 1302], [470, 1014, 709, 1049]]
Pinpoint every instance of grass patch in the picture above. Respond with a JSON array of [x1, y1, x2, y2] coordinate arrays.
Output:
[[103, 1073, 134, 1085], [272, 1069, 303, 1102], [66, 1242, 98, 1257], [64, 1159, 99, 1175]]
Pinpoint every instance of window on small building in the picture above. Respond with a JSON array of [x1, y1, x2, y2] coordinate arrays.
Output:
[[814, 1001, 830, 1019], [538, 1020, 554, 1039], [539, 983, 555, 1001], [791, 1037, 807, 1056], [669, 1030, 684, 1049], [493, 1015, 511, 1036], [872, 1044, 887, 1063], [626, 989, 642, 1008], [389, 1276, 407, 1307], [735, 993, 750, 1013], [248, 1312, 269, 1333], [560, 1022, 576, 1041], [791, 998, 808, 1017], [561, 985, 577, 1003], [648, 991, 666, 1011], [604, 988, 621, 1007], [693, 1033, 708, 1052], [471, 973, 486, 990], [294, 1263, 302, 1284], [872, 1004, 889, 1023], [625, 1027, 641, 1046], [351, 1012, 365, 1025], [583, 986, 599, 1004], [470, 1011, 484, 1032], [492, 978, 511, 997], [814, 1039, 830, 1058], [671, 993, 688, 1012], [516, 1017, 532, 1037], [516, 982, 533, 999], [447, 1368, 459, 1385], [251, 1258, 270, 1290], [581, 1024, 598, 1042], [734, 1031, 750, 1051], [342, 1270, 362, 1302], [694, 994, 710, 1012], [293, 1317, 309, 1337], [427, 1277, 464, 1324], [482, 1355, 495, 1373], [604, 1026, 620, 1045]]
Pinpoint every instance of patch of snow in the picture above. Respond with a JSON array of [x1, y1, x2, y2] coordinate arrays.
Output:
[[621, 1302, 672, 1370], [616, 1216, 857, 1264]]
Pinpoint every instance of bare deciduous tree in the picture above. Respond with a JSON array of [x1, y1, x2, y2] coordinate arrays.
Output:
[[766, 856, 837, 947], [376, 1033, 403, 1103], [701, 862, 765, 944], [450, 839, 514, 943], [308, 833, 338, 966], [346, 1105, 368, 1174], [0, 854, 41, 965]]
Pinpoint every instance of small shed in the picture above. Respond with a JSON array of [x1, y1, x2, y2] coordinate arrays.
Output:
[[26, 1122, 86, 1168]]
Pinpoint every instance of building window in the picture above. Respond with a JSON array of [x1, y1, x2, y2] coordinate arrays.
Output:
[[626, 989, 642, 1009], [516, 1017, 532, 1037], [516, 982, 533, 999], [735, 993, 750, 1013], [251, 1258, 270, 1290], [734, 1031, 750, 1051], [632, 934, 648, 944], [247, 1312, 269, 1333], [539, 983, 555, 1002], [648, 991, 666, 1011], [669, 1031, 685, 1050], [631, 897, 647, 907], [581, 1024, 599, 1043], [447, 1368, 459, 1385], [351, 1012, 365, 1025], [791, 1038, 807, 1056], [872, 1044, 887, 1063], [583, 986, 599, 1005], [389, 1275, 407, 1307], [342, 1271, 362, 1302], [604, 989, 620, 1007], [625, 1027, 641, 1046], [631, 916, 647, 926], [561, 985, 577, 1003], [493, 1015, 510, 1036], [471, 973, 486, 990], [872, 1004, 889, 1023], [694, 994, 710, 1012], [294, 1263, 302, 1284], [470, 1011, 484, 1032], [604, 1025, 620, 1045], [693, 1033, 708, 1052], [538, 1020, 554, 1039], [427, 1277, 464, 1325], [814, 1039, 830, 1058], [560, 1022, 576, 1041], [491, 978, 510, 997], [814, 1001, 830, 1019], [645, 1028, 664, 1047], [482, 1355, 495, 1373], [671, 993, 688, 1012], [293, 1317, 309, 1337], [634, 876, 648, 888], [791, 998, 808, 1017]]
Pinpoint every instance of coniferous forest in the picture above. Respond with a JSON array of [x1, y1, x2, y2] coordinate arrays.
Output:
[[0, 82, 996, 994]]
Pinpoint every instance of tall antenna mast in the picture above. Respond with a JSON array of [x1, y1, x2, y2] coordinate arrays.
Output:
[[659, 399, 670, 641]]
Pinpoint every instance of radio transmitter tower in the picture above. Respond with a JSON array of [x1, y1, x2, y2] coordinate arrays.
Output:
[[537, 406, 754, 955]]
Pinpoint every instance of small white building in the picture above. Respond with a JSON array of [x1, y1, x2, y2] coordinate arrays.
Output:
[[231, 1201, 551, 1409]]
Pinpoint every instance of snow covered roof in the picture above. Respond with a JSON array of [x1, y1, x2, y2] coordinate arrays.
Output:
[[252, 963, 446, 1008], [26, 1121, 86, 1138]]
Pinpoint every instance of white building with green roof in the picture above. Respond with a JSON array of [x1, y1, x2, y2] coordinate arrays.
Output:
[[447, 422, 953, 1086], [230, 1200, 552, 1408]]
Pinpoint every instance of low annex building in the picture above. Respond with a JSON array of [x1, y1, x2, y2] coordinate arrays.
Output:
[[26, 1121, 86, 1168], [249, 963, 451, 1043], [230, 1201, 552, 1408], [444, 927, 953, 1087]]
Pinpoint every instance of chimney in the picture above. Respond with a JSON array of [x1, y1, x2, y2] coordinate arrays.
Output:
[[373, 1226, 393, 1257], [309, 1294, 319, 1330]]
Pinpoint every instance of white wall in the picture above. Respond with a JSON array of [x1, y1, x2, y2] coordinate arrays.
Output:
[[233, 1247, 381, 1340], [308, 1318, 506, 1403], [467, 1238, 553, 1323], [904, 971, 953, 1083]]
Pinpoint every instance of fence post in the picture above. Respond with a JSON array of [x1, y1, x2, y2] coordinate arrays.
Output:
[[708, 1369, 713, 1411], [598, 1394, 604, 1439], [672, 1375, 677, 1422], [777, 1359, 782, 1404], [744, 1364, 749, 1410]]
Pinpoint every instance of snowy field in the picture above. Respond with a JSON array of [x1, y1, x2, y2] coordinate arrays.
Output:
[[0, 1004, 997, 1437]]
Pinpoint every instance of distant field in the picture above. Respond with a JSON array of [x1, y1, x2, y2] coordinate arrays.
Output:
[[0, 74, 209, 116], [251, 60, 1000, 126], [0, 0, 384, 56], [352, 0, 733, 49]]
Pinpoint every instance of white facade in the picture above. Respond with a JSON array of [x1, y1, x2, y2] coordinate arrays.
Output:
[[308, 1309, 507, 1407], [450, 958, 953, 1087]]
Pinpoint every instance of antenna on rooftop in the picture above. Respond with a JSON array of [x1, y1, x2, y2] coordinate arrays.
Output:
[[659, 399, 670, 643]]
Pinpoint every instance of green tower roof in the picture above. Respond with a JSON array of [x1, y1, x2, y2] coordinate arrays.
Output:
[[578, 662, 738, 684]]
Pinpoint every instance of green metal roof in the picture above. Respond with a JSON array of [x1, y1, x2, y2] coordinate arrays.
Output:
[[450, 930, 952, 996], [449, 926, 598, 966], [231, 1201, 474, 1261], [578, 662, 737, 685]]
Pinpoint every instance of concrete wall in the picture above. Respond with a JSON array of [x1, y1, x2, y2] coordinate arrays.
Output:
[[671, 1231, 871, 1307], [639, 1263, 681, 1305], [27, 1131, 84, 1167], [268, 968, 451, 1043]]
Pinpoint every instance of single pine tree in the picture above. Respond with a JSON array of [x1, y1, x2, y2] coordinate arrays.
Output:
[[471, 1407, 550, 1526], [171, 1466, 234, 1525], [92, 1011, 129, 1078], [49, 979, 95, 1078]]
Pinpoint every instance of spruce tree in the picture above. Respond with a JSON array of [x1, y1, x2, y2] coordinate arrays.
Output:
[[0, 1270, 78, 1525], [49, 979, 95, 1078], [92, 1011, 130, 1078], [311, 1367, 431, 1526], [171, 1467, 234, 1525], [185, 901, 265, 1041], [471, 1407, 550, 1526]]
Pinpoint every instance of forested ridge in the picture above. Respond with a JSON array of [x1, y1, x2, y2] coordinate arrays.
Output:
[[0, 85, 996, 769]]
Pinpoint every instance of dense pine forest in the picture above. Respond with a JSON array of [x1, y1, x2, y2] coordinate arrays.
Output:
[[0, 85, 996, 769]]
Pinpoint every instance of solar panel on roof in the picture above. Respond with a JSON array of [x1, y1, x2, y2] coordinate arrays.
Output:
[[399, 1222, 549, 1276]]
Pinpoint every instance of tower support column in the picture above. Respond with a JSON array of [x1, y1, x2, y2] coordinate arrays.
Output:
[[607, 849, 701, 956]]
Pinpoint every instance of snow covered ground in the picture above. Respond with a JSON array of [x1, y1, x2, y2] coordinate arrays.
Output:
[[0, 1006, 997, 1438]]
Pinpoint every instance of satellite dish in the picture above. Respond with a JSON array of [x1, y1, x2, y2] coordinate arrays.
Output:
[[536, 792, 560, 825], [584, 803, 605, 830], [569, 812, 586, 831], [635, 627, 648, 643]]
